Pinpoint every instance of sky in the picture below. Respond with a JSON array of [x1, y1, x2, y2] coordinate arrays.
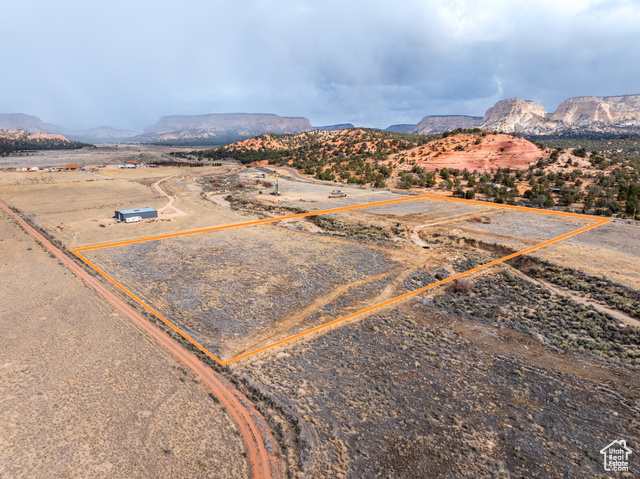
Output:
[[2, 0, 639, 131]]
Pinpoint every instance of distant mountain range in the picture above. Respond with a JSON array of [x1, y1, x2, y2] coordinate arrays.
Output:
[[384, 124, 416, 133], [387, 95, 640, 136], [0, 113, 138, 143], [409, 115, 484, 135], [314, 123, 355, 131], [132, 113, 313, 145], [2, 94, 640, 145]]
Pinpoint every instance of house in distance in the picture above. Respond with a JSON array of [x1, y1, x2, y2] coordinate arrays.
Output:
[[114, 207, 158, 223]]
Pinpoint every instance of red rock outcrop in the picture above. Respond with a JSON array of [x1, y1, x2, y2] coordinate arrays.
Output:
[[395, 134, 547, 172]]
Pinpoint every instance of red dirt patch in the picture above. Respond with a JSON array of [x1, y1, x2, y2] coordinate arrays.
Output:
[[394, 134, 548, 172]]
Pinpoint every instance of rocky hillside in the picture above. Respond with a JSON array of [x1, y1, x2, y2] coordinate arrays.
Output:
[[191, 128, 639, 219], [0, 129, 89, 154], [190, 127, 546, 178], [0, 129, 69, 142], [135, 113, 313, 145], [481, 94, 640, 135], [481, 99, 553, 134]]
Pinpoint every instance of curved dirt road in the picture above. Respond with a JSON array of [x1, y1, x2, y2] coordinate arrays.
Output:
[[153, 175, 187, 218], [0, 201, 282, 479]]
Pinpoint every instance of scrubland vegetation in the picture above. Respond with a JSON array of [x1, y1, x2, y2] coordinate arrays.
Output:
[[186, 129, 640, 220]]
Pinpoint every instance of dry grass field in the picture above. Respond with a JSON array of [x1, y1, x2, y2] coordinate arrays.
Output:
[[0, 211, 249, 478], [0, 144, 187, 169], [83, 225, 398, 362], [1, 152, 639, 477]]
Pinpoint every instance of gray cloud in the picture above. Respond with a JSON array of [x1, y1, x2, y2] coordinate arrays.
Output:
[[1, 0, 639, 130]]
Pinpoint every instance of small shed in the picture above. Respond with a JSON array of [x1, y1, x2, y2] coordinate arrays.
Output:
[[114, 207, 158, 222]]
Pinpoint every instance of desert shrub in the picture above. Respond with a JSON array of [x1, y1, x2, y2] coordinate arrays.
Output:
[[453, 278, 474, 293], [573, 147, 587, 158], [432, 270, 640, 367]]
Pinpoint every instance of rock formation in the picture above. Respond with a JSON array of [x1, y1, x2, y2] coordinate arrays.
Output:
[[411, 115, 483, 135], [0, 129, 88, 152], [481, 99, 554, 134], [481, 94, 640, 135], [0, 129, 70, 142], [136, 113, 313, 144], [551, 95, 640, 131]]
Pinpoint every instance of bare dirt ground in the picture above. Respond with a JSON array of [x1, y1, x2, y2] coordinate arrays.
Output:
[[419, 209, 640, 290], [0, 144, 190, 169], [0, 211, 249, 478], [82, 224, 402, 362], [236, 291, 639, 478], [2, 159, 639, 478], [0, 165, 244, 248]]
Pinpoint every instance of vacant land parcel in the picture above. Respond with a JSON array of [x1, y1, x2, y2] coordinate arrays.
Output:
[[2, 162, 639, 477], [78, 193, 610, 365], [81, 224, 399, 362]]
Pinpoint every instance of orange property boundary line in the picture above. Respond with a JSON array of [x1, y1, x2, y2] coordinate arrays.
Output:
[[71, 195, 612, 365], [72, 193, 606, 252]]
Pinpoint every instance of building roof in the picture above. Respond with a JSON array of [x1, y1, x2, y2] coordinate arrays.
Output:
[[115, 207, 157, 215]]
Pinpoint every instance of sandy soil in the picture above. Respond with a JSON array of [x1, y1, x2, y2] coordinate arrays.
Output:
[[0, 166, 244, 249], [402, 134, 548, 172], [0, 144, 192, 169], [426, 210, 640, 289], [0, 211, 249, 478]]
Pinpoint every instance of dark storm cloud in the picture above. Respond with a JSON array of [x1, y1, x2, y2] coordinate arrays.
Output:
[[1, 0, 639, 130]]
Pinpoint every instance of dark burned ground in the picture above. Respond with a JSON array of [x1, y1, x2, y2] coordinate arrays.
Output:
[[237, 270, 640, 478]]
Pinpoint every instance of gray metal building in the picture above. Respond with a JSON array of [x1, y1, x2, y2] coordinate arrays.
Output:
[[114, 207, 158, 222]]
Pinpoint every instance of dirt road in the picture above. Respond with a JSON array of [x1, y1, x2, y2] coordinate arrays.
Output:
[[0, 201, 282, 479], [153, 174, 187, 218], [508, 267, 640, 328]]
